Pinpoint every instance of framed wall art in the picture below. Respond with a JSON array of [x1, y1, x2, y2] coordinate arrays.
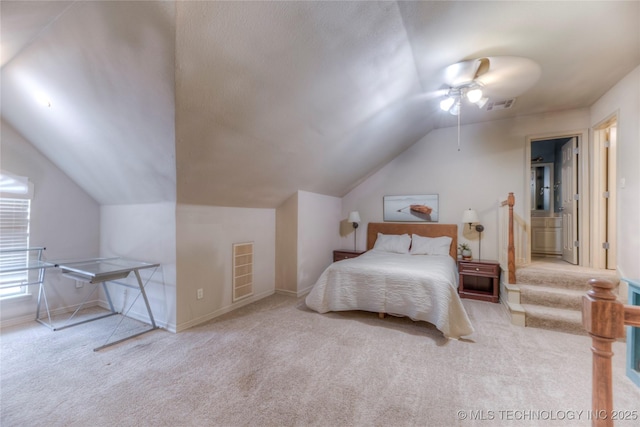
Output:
[[383, 194, 439, 222]]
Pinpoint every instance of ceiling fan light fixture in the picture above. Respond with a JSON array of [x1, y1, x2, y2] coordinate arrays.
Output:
[[440, 97, 455, 112], [449, 100, 460, 116], [466, 88, 483, 103]]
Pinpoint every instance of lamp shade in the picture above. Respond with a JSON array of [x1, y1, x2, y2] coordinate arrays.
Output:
[[462, 209, 479, 224], [348, 211, 361, 223]]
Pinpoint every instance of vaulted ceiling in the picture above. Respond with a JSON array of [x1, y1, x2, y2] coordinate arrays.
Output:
[[2, 1, 639, 207]]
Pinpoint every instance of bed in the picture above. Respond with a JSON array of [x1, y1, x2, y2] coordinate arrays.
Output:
[[305, 222, 474, 339]]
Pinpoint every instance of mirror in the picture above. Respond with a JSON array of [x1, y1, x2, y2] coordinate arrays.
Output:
[[531, 163, 554, 213]]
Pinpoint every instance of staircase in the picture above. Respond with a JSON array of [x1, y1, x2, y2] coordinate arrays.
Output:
[[514, 259, 619, 335]]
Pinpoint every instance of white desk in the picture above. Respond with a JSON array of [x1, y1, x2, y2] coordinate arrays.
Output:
[[43, 257, 160, 351]]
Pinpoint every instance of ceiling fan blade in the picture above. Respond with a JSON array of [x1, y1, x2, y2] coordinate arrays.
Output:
[[475, 56, 541, 99], [443, 58, 485, 87], [418, 88, 449, 101]]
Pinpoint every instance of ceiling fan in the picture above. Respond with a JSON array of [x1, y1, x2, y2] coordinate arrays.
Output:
[[437, 56, 541, 151], [439, 56, 541, 115]]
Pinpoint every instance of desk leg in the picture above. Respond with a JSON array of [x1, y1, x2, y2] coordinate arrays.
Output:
[[102, 282, 116, 312], [134, 269, 156, 328], [93, 269, 158, 351], [35, 269, 54, 329], [52, 282, 117, 331]]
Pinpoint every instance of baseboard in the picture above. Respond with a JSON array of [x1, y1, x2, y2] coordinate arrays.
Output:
[[296, 284, 314, 297], [500, 278, 525, 326], [95, 300, 175, 333], [275, 289, 297, 297], [503, 282, 521, 305], [275, 284, 313, 298], [504, 300, 526, 327], [0, 300, 101, 330], [175, 289, 275, 332]]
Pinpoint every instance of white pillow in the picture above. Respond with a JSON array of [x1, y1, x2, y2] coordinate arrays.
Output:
[[373, 233, 411, 254], [410, 234, 452, 256]]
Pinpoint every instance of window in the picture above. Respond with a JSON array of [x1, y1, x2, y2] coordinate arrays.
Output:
[[0, 171, 33, 299], [0, 198, 32, 298]]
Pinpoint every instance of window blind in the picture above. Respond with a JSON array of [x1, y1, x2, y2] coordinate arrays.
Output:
[[0, 198, 31, 296]]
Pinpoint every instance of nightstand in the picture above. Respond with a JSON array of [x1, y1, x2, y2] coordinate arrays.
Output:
[[333, 249, 365, 262], [458, 259, 500, 303]]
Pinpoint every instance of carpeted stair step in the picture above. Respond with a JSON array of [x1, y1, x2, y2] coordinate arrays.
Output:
[[515, 261, 621, 335], [516, 267, 618, 291], [519, 285, 584, 310], [522, 304, 586, 335]]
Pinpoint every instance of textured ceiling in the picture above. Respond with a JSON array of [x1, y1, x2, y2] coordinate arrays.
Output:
[[1, 1, 176, 205], [2, 1, 639, 207]]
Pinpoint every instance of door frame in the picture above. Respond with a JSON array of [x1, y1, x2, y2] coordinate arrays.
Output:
[[591, 112, 618, 270], [525, 129, 590, 266]]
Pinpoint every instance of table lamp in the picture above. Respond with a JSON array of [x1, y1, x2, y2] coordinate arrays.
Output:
[[462, 208, 484, 260]]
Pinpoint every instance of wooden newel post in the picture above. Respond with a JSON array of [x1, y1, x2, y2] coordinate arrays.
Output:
[[582, 279, 625, 427]]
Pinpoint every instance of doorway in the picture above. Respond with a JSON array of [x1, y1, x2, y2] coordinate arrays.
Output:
[[527, 125, 616, 269], [530, 137, 577, 264]]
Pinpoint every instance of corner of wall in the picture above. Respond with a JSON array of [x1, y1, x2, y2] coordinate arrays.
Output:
[[275, 193, 299, 293]]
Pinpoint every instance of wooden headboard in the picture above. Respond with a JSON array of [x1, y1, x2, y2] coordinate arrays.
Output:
[[366, 222, 458, 259]]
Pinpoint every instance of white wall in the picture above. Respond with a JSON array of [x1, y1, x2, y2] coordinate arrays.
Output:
[[275, 192, 298, 294], [590, 65, 640, 280], [297, 190, 342, 295], [0, 120, 100, 325], [341, 109, 591, 261], [176, 204, 275, 331], [100, 203, 177, 331]]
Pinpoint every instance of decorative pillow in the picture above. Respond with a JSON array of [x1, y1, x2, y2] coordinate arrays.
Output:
[[373, 233, 411, 254], [410, 234, 452, 256]]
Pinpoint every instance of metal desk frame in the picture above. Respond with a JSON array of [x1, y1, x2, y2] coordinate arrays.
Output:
[[0, 247, 53, 305], [39, 257, 160, 351]]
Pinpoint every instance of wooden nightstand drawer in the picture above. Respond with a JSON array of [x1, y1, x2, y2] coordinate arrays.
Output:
[[333, 250, 365, 262], [458, 262, 499, 277]]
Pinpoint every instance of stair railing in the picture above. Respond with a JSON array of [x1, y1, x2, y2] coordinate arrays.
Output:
[[499, 192, 516, 284], [582, 279, 640, 426]]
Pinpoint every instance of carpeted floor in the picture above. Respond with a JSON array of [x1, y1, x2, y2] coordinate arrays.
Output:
[[1, 294, 639, 426]]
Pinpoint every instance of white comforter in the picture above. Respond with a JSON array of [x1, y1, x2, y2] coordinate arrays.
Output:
[[305, 250, 474, 339]]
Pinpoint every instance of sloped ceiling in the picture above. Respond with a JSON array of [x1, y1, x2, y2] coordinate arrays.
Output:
[[1, 1, 176, 205], [2, 1, 639, 207]]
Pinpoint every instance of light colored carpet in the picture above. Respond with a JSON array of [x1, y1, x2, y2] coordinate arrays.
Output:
[[517, 259, 618, 290], [1, 294, 639, 426], [517, 259, 620, 334]]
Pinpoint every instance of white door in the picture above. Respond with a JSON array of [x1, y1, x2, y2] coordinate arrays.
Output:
[[561, 138, 578, 264]]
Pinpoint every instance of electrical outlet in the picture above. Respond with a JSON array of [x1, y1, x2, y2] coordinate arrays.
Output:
[[75, 281, 84, 289], [197, 288, 204, 300]]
